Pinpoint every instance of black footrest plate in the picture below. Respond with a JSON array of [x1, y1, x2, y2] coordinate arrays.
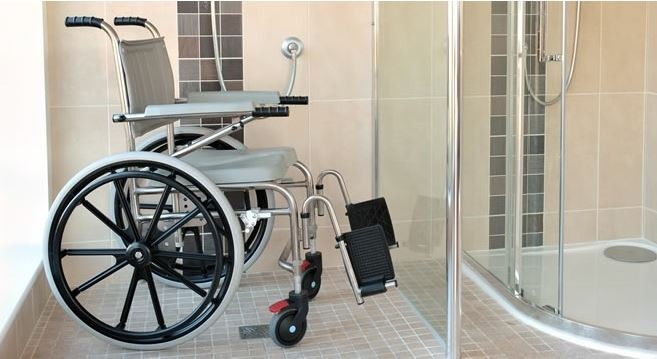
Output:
[[343, 225, 395, 296], [346, 198, 397, 247]]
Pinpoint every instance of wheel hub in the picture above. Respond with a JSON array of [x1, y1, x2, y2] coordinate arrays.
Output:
[[126, 242, 151, 267]]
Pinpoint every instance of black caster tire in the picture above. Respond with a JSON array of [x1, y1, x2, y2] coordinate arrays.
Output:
[[301, 268, 321, 300], [269, 308, 307, 347]]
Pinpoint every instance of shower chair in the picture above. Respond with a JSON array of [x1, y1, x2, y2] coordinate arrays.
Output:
[[44, 16, 398, 350]]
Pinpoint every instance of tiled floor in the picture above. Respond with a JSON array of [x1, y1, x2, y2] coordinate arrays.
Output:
[[23, 263, 625, 358]]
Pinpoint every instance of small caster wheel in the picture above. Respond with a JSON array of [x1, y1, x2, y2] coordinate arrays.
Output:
[[269, 308, 307, 347], [301, 267, 321, 299]]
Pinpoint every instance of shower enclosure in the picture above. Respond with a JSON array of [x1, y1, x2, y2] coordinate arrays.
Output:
[[378, 0, 657, 355]]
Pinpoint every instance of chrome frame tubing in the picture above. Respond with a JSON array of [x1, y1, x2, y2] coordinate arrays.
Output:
[[513, 0, 525, 299], [315, 170, 352, 216], [220, 182, 303, 294], [95, 21, 135, 151], [557, 0, 567, 317], [289, 161, 317, 251], [446, 2, 462, 358], [300, 195, 366, 304]]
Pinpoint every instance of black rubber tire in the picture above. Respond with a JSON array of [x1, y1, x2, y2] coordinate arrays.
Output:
[[301, 268, 321, 300], [269, 308, 307, 347]]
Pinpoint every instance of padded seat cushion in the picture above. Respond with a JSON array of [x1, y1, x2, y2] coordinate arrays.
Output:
[[182, 147, 297, 184]]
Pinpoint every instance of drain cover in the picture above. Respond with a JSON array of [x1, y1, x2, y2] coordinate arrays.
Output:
[[238, 325, 270, 339], [604, 245, 657, 263]]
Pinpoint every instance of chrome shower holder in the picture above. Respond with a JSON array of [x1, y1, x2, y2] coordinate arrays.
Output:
[[281, 37, 304, 59]]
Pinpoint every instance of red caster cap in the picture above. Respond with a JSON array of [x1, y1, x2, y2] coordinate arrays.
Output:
[[268, 299, 290, 314]]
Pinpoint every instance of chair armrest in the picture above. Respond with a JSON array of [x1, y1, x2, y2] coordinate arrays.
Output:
[[112, 101, 255, 123], [187, 91, 282, 105]]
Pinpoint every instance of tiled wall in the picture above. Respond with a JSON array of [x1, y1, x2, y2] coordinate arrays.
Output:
[[487, 2, 547, 250], [377, 2, 448, 260], [219, 1, 375, 271], [461, 2, 493, 252], [543, 2, 646, 245], [176, 1, 244, 139], [644, 3, 657, 242], [45, 1, 179, 283]]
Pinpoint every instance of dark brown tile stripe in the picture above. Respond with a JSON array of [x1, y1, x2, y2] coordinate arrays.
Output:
[[177, 1, 244, 142], [488, 1, 546, 250]]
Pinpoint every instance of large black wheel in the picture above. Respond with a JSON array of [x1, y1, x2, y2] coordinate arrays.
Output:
[[269, 308, 307, 347], [44, 152, 244, 349], [114, 128, 273, 281]]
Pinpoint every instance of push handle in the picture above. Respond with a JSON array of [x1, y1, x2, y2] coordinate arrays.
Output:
[[114, 16, 147, 27], [253, 106, 289, 118], [65, 16, 104, 29], [279, 96, 308, 105]]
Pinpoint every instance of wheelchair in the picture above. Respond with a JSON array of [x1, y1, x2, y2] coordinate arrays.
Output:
[[44, 16, 399, 350]]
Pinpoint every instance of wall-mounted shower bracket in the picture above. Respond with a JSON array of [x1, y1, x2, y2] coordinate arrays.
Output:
[[281, 37, 304, 59], [540, 53, 562, 63]]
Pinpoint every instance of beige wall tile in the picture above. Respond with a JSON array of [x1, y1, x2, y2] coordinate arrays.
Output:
[[564, 210, 597, 244], [645, 208, 657, 243], [645, 94, 657, 210], [45, 2, 108, 107], [431, 2, 448, 98], [543, 212, 558, 246], [430, 98, 447, 220], [600, 1, 646, 93], [308, 2, 372, 100], [309, 100, 373, 218], [461, 96, 490, 217], [544, 103, 560, 213], [243, 2, 309, 94], [568, 2, 601, 95], [598, 207, 642, 240], [378, 99, 431, 221], [462, 216, 489, 251], [564, 95, 599, 211], [378, 2, 432, 99], [462, 2, 491, 97], [49, 107, 109, 195], [598, 94, 643, 208], [647, 2, 657, 93], [430, 219, 446, 260]]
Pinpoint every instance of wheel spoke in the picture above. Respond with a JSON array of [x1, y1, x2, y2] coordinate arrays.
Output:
[[149, 207, 201, 247], [144, 184, 172, 243], [61, 248, 125, 257], [113, 179, 141, 241], [154, 250, 218, 262], [117, 269, 139, 330], [71, 259, 128, 297], [152, 259, 208, 297], [81, 199, 133, 244], [143, 266, 166, 329]]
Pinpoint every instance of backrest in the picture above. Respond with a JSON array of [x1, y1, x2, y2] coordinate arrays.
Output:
[[119, 37, 176, 137]]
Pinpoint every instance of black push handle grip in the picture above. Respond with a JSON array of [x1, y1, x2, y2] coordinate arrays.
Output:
[[279, 96, 308, 105], [65, 16, 104, 29], [253, 106, 290, 118], [114, 16, 147, 27]]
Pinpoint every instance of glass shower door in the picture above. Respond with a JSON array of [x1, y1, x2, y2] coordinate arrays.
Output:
[[462, 1, 563, 313]]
